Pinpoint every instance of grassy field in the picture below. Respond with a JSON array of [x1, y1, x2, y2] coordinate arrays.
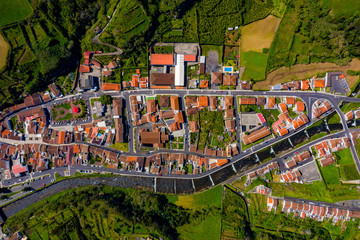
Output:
[[320, 164, 341, 185], [240, 51, 268, 80], [0, 0, 32, 27], [168, 185, 223, 209], [340, 101, 360, 113], [0, 34, 9, 71], [322, 0, 360, 17], [253, 58, 360, 90], [241, 15, 280, 53], [109, 142, 128, 152], [168, 185, 223, 239]]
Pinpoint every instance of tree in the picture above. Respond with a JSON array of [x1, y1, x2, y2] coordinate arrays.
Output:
[[100, 95, 112, 105]]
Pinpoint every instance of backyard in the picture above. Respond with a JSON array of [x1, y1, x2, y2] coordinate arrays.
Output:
[[335, 148, 360, 181], [193, 108, 231, 150]]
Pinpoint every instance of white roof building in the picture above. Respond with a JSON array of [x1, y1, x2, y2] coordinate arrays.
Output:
[[175, 54, 185, 86]]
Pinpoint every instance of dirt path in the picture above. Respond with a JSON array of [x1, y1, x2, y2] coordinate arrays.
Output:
[[92, 0, 123, 56]]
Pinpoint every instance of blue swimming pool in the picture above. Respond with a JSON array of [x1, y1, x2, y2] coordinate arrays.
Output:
[[98, 133, 102, 138], [224, 67, 232, 72]]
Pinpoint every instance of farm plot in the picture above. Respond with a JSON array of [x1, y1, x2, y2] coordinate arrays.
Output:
[[0, 0, 32, 27], [0, 34, 9, 71], [99, 0, 150, 48]]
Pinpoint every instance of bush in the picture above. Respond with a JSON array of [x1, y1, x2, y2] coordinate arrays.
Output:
[[100, 95, 112, 105]]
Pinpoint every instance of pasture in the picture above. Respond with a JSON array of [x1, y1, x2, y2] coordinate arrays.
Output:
[[322, 0, 360, 17], [240, 51, 267, 80], [0, 34, 9, 71], [0, 0, 32, 27], [253, 58, 360, 90], [240, 15, 280, 53]]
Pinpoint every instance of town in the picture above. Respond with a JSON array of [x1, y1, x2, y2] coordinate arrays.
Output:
[[0, 42, 359, 227]]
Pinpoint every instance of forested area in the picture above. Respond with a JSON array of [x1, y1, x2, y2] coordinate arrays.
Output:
[[0, 0, 113, 108]]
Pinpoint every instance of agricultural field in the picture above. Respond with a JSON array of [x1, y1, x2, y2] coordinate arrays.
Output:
[[266, 0, 360, 75], [334, 148, 360, 181], [240, 51, 268, 80], [322, 0, 360, 17], [240, 15, 280, 81], [0, 34, 9, 71], [0, 0, 32, 27], [99, 0, 150, 48], [241, 15, 280, 53]]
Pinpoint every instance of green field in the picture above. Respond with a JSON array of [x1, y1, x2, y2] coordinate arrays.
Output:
[[320, 164, 341, 185], [336, 148, 360, 181], [240, 51, 268, 80], [168, 185, 223, 238], [322, 0, 360, 17], [0, 0, 32, 27], [340, 101, 360, 113]]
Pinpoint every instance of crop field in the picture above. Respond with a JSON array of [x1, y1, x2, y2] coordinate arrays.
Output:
[[240, 15, 280, 53], [168, 185, 223, 239], [322, 0, 360, 17], [253, 58, 360, 90], [168, 185, 222, 209], [240, 51, 267, 80], [0, 33, 9, 71], [0, 0, 32, 27], [99, 0, 150, 48]]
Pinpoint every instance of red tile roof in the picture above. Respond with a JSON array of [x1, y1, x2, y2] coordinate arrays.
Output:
[[151, 54, 174, 65], [79, 65, 91, 73]]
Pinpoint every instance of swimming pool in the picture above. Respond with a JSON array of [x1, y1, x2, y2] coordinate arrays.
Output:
[[223, 66, 233, 72]]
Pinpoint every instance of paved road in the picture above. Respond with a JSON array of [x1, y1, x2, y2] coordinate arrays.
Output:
[[2, 89, 360, 188]]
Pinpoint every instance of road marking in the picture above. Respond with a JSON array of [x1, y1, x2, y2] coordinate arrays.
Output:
[[209, 175, 215, 186]]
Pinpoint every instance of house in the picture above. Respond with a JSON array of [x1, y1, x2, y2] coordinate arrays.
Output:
[[150, 73, 175, 86], [257, 98, 266, 106], [189, 121, 199, 132], [314, 79, 325, 88], [101, 83, 120, 91], [267, 197, 278, 211], [267, 97, 276, 109], [170, 96, 180, 111], [225, 120, 236, 132], [294, 101, 305, 112], [79, 65, 91, 73], [48, 83, 61, 97], [320, 154, 335, 167], [131, 75, 139, 87], [147, 99, 156, 113], [198, 96, 208, 108], [286, 97, 295, 105], [301, 80, 310, 90], [159, 95, 170, 107], [243, 127, 271, 145], [211, 72, 222, 85], [240, 98, 256, 105], [200, 80, 209, 88], [209, 96, 217, 110], [240, 81, 251, 90], [225, 96, 233, 109], [174, 111, 184, 124], [278, 103, 287, 113], [107, 61, 118, 69], [345, 111, 354, 121], [223, 75, 237, 86], [140, 131, 169, 148], [12, 164, 28, 176], [284, 159, 296, 168], [150, 54, 174, 65]]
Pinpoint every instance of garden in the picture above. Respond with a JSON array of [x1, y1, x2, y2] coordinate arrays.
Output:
[[51, 100, 88, 122], [192, 108, 231, 150]]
